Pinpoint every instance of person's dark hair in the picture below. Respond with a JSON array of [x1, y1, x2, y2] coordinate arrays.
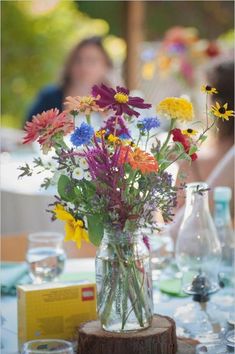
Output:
[[61, 36, 113, 90], [207, 59, 234, 141]]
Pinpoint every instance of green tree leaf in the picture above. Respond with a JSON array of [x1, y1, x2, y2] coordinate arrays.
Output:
[[87, 214, 104, 246]]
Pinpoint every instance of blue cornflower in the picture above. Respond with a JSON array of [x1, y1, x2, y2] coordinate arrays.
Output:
[[70, 122, 94, 146], [119, 133, 131, 140], [138, 117, 160, 132]]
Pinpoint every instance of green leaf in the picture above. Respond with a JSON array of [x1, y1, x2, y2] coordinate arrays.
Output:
[[87, 214, 104, 246], [57, 175, 75, 202], [174, 142, 185, 153], [178, 153, 191, 162], [189, 145, 198, 155], [198, 135, 207, 143]]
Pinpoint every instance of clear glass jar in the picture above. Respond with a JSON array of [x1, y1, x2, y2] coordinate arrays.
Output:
[[95, 230, 153, 332]]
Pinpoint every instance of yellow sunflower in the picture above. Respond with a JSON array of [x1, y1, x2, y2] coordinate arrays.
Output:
[[156, 97, 194, 122], [211, 102, 234, 121], [182, 128, 198, 137], [54, 204, 89, 248], [201, 85, 218, 95]]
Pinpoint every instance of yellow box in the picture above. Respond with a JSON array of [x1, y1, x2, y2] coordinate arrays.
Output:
[[17, 282, 97, 351]]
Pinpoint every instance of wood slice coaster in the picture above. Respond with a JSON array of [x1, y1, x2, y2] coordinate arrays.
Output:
[[77, 314, 177, 354]]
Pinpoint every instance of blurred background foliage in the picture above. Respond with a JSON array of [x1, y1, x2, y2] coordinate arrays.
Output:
[[1, 0, 234, 128], [2, 0, 124, 128]]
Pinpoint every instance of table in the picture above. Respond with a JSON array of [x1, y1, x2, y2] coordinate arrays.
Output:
[[2, 259, 234, 354], [1, 150, 66, 235]]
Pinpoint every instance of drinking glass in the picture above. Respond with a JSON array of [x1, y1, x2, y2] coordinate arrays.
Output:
[[22, 339, 73, 354], [26, 232, 66, 284]]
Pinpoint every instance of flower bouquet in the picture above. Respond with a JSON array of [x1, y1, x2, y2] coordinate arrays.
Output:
[[20, 83, 233, 332], [157, 27, 220, 86]]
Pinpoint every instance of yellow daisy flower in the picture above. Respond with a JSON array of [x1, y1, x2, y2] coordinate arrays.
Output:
[[156, 97, 194, 122], [182, 128, 198, 137], [211, 102, 234, 121], [54, 204, 89, 248], [107, 134, 121, 144], [95, 129, 106, 139], [201, 85, 218, 95]]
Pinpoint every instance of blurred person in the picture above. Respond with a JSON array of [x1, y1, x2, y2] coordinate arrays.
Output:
[[26, 37, 113, 123], [183, 59, 234, 183], [170, 59, 234, 240], [176, 59, 234, 203]]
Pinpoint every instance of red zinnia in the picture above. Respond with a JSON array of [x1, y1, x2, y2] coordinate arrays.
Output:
[[171, 128, 197, 161], [23, 109, 74, 153]]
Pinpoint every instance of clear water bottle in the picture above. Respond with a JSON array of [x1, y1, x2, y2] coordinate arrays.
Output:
[[214, 187, 235, 286]]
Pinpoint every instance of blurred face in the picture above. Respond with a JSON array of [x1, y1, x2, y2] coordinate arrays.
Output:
[[70, 44, 109, 87]]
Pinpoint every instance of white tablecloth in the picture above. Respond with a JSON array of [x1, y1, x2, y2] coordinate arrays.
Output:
[[1, 152, 64, 235]]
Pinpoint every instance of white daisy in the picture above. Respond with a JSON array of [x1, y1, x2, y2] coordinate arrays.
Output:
[[79, 157, 88, 169], [72, 167, 84, 180]]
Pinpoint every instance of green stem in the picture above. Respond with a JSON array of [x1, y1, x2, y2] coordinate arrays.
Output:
[[159, 119, 175, 155], [85, 114, 91, 125], [145, 131, 150, 150], [205, 94, 209, 130]]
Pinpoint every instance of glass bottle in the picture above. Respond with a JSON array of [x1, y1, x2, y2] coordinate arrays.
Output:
[[95, 230, 153, 332], [174, 183, 223, 340], [214, 187, 235, 285], [175, 182, 221, 293]]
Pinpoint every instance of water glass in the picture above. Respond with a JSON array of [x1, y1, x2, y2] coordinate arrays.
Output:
[[226, 330, 235, 352], [22, 339, 73, 354], [26, 232, 66, 284]]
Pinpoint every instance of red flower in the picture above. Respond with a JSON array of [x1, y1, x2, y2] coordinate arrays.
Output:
[[171, 128, 197, 161], [205, 42, 220, 58], [23, 109, 74, 153], [92, 84, 151, 117]]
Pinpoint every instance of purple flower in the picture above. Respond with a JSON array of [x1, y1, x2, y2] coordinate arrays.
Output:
[[102, 116, 131, 138], [92, 84, 151, 117], [143, 235, 150, 250], [138, 117, 160, 132], [70, 122, 94, 146], [168, 42, 186, 54]]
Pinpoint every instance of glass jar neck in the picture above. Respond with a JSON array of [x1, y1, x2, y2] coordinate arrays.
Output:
[[103, 229, 140, 245], [184, 182, 210, 218]]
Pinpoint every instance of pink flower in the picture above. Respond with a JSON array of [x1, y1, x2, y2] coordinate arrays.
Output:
[[23, 109, 74, 153]]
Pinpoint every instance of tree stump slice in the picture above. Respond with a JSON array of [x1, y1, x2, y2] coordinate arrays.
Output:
[[77, 314, 177, 354]]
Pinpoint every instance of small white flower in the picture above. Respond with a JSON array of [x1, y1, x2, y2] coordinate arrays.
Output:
[[84, 171, 92, 181], [79, 157, 88, 169], [133, 182, 139, 189], [72, 167, 85, 180]]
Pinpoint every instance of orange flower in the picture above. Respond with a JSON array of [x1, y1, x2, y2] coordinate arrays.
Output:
[[119, 146, 158, 174], [64, 95, 104, 115]]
